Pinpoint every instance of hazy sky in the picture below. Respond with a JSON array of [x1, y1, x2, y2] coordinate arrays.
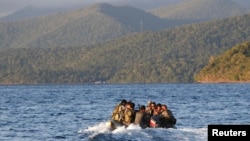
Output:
[[1, 0, 248, 18], [0, 0, 180, 17]]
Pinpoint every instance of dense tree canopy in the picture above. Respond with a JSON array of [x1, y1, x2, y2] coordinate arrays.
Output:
[[0, 14, 250, 84], [195, 41, 250, 82]]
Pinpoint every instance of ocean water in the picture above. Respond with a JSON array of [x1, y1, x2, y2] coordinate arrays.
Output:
[[0, 83, 249, 141]]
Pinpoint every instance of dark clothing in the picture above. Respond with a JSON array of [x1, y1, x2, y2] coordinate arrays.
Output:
[[134, 111, 149, 129], [150, 115, 160, 128], [159, 110, 176, 128]]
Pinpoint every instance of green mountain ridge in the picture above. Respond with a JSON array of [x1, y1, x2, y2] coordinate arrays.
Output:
[[0, 14, 250, 84], [0, 3, 175, 49], [0, 1, 239, 50]]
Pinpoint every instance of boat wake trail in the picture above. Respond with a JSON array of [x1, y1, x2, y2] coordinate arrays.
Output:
[[78, 121, 147, 140], [78, 122, 207, 141], [78, 122, 111, 139]]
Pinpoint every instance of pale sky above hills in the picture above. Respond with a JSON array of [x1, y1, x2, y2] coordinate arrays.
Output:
[[0, 0, 249, 18], [0, 0, 179, 17]]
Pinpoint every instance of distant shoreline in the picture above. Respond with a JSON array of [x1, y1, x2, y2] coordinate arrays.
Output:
[[196, 81, 250, 84], [1, 81, 250, 86]]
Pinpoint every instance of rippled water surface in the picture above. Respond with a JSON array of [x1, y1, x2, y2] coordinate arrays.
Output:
[[0, 83, 249, 141]]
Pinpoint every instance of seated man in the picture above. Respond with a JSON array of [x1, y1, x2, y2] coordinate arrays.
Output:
[[111, 99, 127, 124], [159, 104, 177, 128], [134, 105, 150, 129], [123, 101, 135, 127], [149, 103, 162, 128]]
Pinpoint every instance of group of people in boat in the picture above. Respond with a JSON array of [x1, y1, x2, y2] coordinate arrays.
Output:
[[110, 99, 176, 129]]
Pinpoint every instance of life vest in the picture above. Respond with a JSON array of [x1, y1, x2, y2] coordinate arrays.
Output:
[[123, 108, 134, 126], [111, 104, 125, 122]]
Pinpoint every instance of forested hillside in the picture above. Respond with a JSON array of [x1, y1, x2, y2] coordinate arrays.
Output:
[[0, 2, 227, 50], [0, 3, 182, 49], [0, 14, 250, 84], [195, 42, 250, 83]]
